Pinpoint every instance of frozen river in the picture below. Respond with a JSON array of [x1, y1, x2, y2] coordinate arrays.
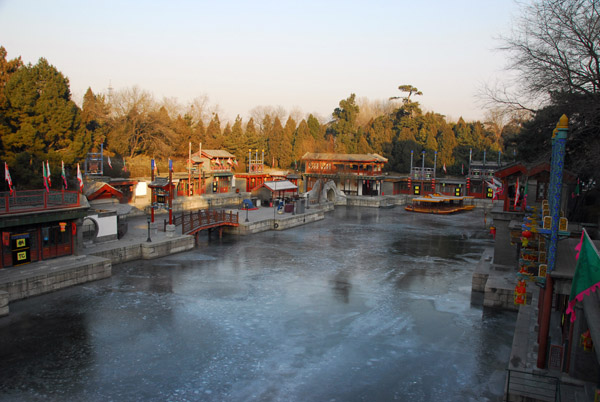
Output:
[[0, 207, 516, 401]]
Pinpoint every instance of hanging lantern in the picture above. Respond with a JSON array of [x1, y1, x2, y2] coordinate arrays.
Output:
[[522, 230, 533, 238], [514, 280, 527, 305], [581, 330, 594, 352], [490, 226, 496, 239]]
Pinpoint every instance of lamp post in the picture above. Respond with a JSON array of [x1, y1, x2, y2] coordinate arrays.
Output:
[[146, 215, 152, 242], [306, 193, 310, 209], [245, 204, 249, 222]]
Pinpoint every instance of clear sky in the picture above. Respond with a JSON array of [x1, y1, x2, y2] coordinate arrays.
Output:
[[0, 0, 519, 122]]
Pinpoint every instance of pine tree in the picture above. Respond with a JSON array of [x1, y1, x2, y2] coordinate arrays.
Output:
[[2, 57, 90, 187], [205, 114, 222, 149]]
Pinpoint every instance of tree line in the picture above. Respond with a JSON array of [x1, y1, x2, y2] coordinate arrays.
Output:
[[1, 46, 517, 189]]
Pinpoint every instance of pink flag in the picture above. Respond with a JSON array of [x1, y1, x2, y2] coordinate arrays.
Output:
[[107, 155, 113, 169], [443, 163, 447, 174]]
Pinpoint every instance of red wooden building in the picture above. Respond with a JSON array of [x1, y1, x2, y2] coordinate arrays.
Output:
[[0, 190, 87, 268], [494, 161, 576, 212], [301, 152, 388, 196], [174, 149, 238, 196]]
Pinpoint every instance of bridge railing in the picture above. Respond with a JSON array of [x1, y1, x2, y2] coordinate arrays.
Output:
[[165, 209, 239, 233]]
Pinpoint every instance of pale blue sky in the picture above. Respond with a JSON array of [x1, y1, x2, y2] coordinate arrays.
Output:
[[0, 0, 519, 122]]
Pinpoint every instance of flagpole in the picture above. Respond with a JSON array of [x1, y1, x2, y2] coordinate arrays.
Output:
[[188, 142, 191, 197], [151, 159, 155, 223]]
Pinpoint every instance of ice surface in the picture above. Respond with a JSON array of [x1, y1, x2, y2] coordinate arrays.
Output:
[[0, 207, 516, 401]]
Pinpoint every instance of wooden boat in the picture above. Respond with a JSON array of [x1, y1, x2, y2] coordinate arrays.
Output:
[[405, 194, 475, 214]]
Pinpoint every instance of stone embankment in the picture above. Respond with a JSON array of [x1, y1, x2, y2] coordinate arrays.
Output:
[[0, 204, 330, 317]]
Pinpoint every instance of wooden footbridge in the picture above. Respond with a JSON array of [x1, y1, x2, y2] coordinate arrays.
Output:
[[164, 209, 239, 238]]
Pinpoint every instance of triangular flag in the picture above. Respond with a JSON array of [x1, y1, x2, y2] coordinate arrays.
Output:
[[77, 163, 83, 191], [107, 155, 113, 169], [443, 163, 447, 174], [566, 229, 600, 322], [514, 177, 520, 208], [42, 162, 49, 192], [61, 160, 67, 190], [4, 162, 13, 195], [46, 161, 51, 187]]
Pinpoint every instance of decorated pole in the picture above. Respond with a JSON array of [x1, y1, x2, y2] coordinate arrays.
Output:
[[548, 115, 568, 272], [537, 114, 568, 370]]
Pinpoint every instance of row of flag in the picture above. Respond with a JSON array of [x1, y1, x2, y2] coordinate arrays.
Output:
[[211, 158, 238, 168], [4, 161, 83, 194]]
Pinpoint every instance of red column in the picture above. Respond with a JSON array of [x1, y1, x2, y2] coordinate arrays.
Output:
[[537, 274, 554, 368], [168, 168, 173, 225]]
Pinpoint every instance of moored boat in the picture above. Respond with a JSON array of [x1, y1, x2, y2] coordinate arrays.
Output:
[[405, 194, 475, 214]]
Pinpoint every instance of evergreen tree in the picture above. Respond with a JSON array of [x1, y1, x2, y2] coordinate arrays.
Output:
[[279, 117, 296, 168], [2, 57, 90, 187], [266, 117, 284, 167], [205, 114, 222, 149], [245, 117, 260, 153], [327, 94, 360, 153], [223, 115, 244, 160], [81, 87, 110, 151], [0, 46, 23, 164]]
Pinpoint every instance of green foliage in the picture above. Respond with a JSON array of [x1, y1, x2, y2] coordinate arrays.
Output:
[[0, 47, 509, 184], [327, 94, 360, 153], [1, 57, 90, 187], [205, 114, 222, 149]]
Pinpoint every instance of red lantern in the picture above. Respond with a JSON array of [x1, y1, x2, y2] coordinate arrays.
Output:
[[490, 226, 496, 239], [522, 230, 533, 238], [514, 280, 527, 305]]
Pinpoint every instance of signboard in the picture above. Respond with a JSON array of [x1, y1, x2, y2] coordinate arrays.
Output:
[[11, 233, 31, 266]]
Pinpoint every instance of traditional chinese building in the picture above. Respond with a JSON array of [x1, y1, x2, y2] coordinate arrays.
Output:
[[235, 149, 270, 193], [0, 190, 88, 268], [494, 161, 577, 213], [301, 152, 388, 196], [176, 149, 237, 196]]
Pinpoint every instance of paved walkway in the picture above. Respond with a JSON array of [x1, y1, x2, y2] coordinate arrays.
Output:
[[82, 203, 323, 255]]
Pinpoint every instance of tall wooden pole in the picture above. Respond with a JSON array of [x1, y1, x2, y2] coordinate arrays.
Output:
[[151, 159, 155, 223], [168, 159, 173, 225]]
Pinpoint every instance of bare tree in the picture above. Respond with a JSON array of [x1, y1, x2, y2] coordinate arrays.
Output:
[[486, 0, 600, 110]]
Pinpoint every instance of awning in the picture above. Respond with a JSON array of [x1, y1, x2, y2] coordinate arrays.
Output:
[[263, 180, 297, 191]]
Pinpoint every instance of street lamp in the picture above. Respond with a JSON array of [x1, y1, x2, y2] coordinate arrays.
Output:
[[146, 215, 152, 242], [245, 202, 249, 222]]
